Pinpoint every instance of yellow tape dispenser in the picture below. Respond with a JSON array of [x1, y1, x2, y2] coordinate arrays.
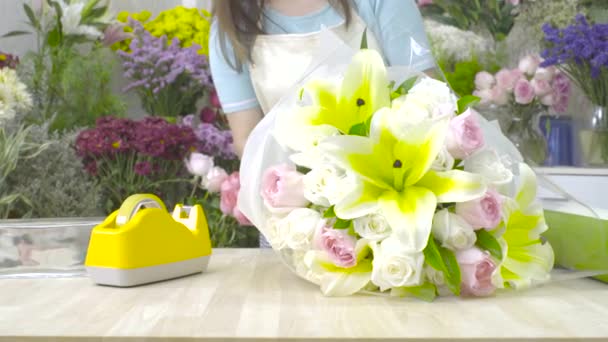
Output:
[[85, 194, 212, 287]]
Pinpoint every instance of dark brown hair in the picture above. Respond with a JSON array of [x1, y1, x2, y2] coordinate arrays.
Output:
[[212, 0, 353, 71]]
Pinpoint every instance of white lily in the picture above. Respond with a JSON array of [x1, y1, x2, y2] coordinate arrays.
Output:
[[321, 104, 486, 253], [493, 163, 554, 289]]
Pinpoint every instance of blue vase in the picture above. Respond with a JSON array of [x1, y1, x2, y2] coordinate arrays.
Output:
[[539, 115, 574, 166]]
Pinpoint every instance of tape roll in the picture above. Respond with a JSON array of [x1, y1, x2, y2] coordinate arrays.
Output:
[[115, 194, 167, 227]]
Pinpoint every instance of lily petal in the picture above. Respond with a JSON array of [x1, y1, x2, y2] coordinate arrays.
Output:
[[379, 187, 437, 253], [501, 242, 554, 289], [417, 170, 486, 203], [392, 117, 450, 186], [302, 79, 339, 110], [320, 135, 393, 190], [516, 163, 537, 210], [334, 179, 383, 219], [338, 49, 391, 127]]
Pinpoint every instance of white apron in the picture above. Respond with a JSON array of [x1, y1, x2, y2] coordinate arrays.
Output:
[[249, 8, 381, 114]]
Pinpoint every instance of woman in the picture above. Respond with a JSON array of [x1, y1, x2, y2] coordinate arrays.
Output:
[[209, 0, 436, 157]]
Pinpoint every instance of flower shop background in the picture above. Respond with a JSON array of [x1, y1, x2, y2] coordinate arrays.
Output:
[[1, 0, 607, 247]]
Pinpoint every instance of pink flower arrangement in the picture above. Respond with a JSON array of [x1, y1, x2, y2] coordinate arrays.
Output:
[[474, 54, 571, 114]]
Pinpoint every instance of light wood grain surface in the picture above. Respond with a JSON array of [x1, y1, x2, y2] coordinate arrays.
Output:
[[1, 249, 608, 341]]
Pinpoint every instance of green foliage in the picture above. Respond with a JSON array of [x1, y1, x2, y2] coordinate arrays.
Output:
[[476, 229, 503, 260], [7, 126, 103, 218], [423, 236, 461, 296], [19, 46, 126, 131], [0, 124, 49, 218], [420, 0, 519, 42]]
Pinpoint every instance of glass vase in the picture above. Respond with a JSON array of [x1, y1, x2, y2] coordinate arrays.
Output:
[[579, 105, 608, 167], [504, 105, 548, 165]]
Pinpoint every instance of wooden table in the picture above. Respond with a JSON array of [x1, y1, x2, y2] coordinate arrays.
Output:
[[1, 249, 607, 341]]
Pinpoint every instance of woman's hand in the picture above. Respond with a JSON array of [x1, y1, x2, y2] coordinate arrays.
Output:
[[226, 107, 264, 158]]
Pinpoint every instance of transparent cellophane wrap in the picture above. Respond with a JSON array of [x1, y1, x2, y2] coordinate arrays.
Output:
[[238, 30, 606, 298]]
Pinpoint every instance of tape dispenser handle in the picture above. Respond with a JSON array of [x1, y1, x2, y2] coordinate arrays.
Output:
[[115, 194, 167, 227]]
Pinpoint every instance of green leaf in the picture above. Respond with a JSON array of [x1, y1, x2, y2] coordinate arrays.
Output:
[[323, 206, 336, 218], [348, 122, 367, 137], [391, 282, 438, 302], [476, 229, 503, 260], [457, 95, 481, 114], [334, 218, 351, 229], [2, 30, 31, 38], [84, 7, 108, 23], [360, 28, 368, 49], [423, 236, 461, 296], [396, 76, 419, 95], [81, 0, 102, 19], [47, 27, 61, 47], [23, 4, 40, 29]]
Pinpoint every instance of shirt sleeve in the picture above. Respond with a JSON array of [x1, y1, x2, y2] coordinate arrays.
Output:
[[208, 21, 260, 113], [356, 0, 436, 71]]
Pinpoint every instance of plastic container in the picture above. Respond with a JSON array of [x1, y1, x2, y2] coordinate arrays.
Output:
[[0, 218, 102, 279]]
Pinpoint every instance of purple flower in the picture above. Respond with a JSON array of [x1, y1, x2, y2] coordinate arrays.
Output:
[[119, 20, 212, 98], [134, 161, 153, 176], [541, 14, 608, 79], [0, 51, 19, 69]]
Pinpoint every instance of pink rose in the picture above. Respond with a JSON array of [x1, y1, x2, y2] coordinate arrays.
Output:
[[552, 94, 570, 114], [209, 89, 221, 108], [233, 206, 252, 226], [540, 93, 555, 106], [473, 89, 492, 105], [456, 189, 503, 230], [508, 0, 520, 5], [531, 78, 552, 97], [490, 86, 509, 106], [315, 226, 357, 268], [185, 153, 214, 177], [518, 55, 541, 76], [202, 166, 228, 193], [456, 247, 497, 297], [220, 172, 240, 215], [552, 72, 571, 95], [261, 164, 309, 210], [475, 71, 495, 90], [219, 172, 251, 225], [534, 66, 556, 81], [417, 0, 433, 6], [446, 109, 485, 159], [513, 79, 535, 105], [495, 68, 523, 91]]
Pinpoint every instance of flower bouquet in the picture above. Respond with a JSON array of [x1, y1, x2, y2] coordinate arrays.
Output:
[[541, 14, 608, 165], [238, 37, 554, 299], [473, 54, 571, 164]]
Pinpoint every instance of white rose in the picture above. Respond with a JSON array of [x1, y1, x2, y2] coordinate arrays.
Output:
[[185, 153, 214, 177], [534, 66, 556, 81], [303, 165, 355, 206], [464, 149, 514, 186], [280, 208, 322, 251], [353, 213, 391, 241], [432, 147, 456, 171], [371, 238, 425, 291], [431, 209, 477, 251], [406, 77, 456, 112]]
